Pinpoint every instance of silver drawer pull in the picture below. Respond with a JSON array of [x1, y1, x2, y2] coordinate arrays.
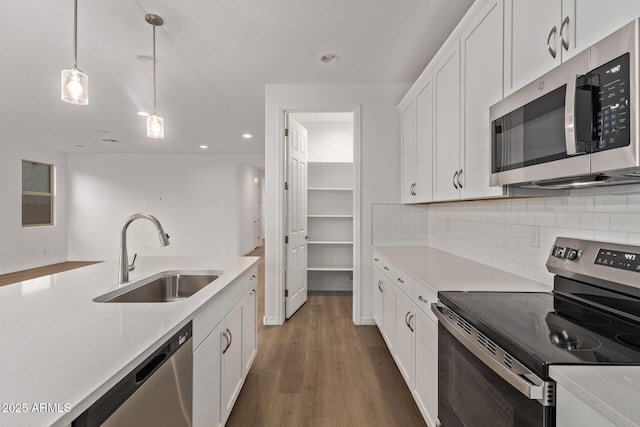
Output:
[[397, 277, 404, 284], [418, 295, 428, 304]]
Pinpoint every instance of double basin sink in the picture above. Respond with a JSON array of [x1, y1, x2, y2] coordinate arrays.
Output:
[[94, 271, 222, 303]]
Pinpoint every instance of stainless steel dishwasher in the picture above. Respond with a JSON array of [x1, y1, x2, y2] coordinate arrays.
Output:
[[73, 322, 192, 427]]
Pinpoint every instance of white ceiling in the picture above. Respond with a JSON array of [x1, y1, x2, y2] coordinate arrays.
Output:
[[1, 0, 474, 155]]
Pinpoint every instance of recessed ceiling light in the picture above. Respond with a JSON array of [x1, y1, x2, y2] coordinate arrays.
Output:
[[200, 145, 208, 149], [137, 111, 150, 117], [242, 133, 253, 139], [75, 144, 85, 148], [321, 53, 339, 63]]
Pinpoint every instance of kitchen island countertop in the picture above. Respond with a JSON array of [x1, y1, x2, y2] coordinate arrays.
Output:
[[0, 255, 259, 427]]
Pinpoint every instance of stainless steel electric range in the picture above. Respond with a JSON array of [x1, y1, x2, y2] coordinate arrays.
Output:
[[433, 237, 640, 427]]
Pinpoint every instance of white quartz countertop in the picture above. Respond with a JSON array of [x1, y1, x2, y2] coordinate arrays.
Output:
[[374, 246, 550, 293], [550, 365, 640, 426], [0, 255, 259, 427]]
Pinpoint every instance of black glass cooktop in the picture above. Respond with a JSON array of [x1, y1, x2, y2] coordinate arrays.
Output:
[[439, 290, 640, 378]]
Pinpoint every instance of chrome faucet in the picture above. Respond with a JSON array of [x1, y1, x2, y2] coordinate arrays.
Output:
[[118, 213, 170, 283]]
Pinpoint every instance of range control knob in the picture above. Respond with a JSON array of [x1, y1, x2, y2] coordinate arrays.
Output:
[[552, 246, 566, 258], [566, 248, 579, 260]]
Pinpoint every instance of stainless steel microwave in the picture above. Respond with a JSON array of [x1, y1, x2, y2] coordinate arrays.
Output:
[[490, 18, 640, 189]]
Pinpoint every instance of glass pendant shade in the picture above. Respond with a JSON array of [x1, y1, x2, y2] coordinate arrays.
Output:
[[147, 114, 164, 138], [61, 68, 89, 105]]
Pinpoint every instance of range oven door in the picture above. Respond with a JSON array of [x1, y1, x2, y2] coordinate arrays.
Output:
[[433, 304, 555, 427]]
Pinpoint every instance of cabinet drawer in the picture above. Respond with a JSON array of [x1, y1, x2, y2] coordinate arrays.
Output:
[[413, 281, 438, 323]]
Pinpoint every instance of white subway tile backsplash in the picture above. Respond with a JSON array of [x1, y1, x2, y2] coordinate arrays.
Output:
[[375, 186, 640, 287]]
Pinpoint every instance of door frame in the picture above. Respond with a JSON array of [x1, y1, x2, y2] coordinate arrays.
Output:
[[267, 103, 362, 325]]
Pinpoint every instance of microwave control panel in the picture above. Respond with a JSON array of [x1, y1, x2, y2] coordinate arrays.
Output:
[[590, 53, 631, 151]]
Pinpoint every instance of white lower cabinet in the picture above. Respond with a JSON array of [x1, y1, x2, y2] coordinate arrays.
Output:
[[414, 305, 438, 427], [394, 290, 414, 387], [374, 253, 439, 427], [192, 266, 258, 427], [193, 321, 223, 427]]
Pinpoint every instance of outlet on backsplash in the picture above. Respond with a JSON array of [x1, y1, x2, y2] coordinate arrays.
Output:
[[528, 225, 540, 248]]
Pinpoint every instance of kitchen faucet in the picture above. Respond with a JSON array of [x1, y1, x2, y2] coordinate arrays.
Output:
[[118, 213, 170, 283]]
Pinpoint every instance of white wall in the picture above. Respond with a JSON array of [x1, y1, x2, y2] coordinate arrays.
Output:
[[265, 83, 408, 325], [237, 164, 262, 255], [0, 139, 68, 274], [67, 153, 264, 262], [299, 120, 353, 163]]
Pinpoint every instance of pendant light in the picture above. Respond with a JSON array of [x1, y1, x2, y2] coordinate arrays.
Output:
[[61, 0, 88, 105], [146, 14, 164, 139]]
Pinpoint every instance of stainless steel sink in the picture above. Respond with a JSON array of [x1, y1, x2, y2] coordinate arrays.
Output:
[[94, 271, 222, 303]]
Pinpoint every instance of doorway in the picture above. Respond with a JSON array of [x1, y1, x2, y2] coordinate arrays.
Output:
[[283, 110, 358, 320]]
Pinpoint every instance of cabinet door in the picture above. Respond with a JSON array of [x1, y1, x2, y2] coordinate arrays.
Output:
[[505, 0, 561, 93], [415, 81, 434, 202], [381, 277, 396, 351], [373, 268, 384, 328], [570, 0, 640, 57], [433, 42, 461, 202], [414, 308, 438, 427], [241, 287, 257, 377], [401, 101, 417, 203], [394, 291, 414, 387], [460, 0, 504, 199], [193, 323, 223, 427], [221, 304, 243, 424]]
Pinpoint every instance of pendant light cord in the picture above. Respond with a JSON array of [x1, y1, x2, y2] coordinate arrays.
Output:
[[73, 0, 78, 69], [152, 23, 157, 114]]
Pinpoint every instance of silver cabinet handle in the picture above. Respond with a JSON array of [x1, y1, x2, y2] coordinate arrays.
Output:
[[377, 279, 383, 293], [418, 295, 428, 304], [250, 289, 256, 295], [547, 26, 557, 59], [457, 169, 463, 189], [560, 16, 570, 51], [408, 313, 414, 332], [397, 277, 404, 284], [374, 257, 379, 262], [452, 170, 459, 190], [250, 275, 256, 280], [383, 266, 390, 271]]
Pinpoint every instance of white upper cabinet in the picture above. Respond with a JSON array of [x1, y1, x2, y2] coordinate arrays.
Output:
[[433, 42, 461, 202], [401, 101, 417, 203], [505, 0, 562, 94], [460, 0, 504, 199], [415, 82, 434, 202], [506, 0, 640, 94], [570, 0, 640, 56]]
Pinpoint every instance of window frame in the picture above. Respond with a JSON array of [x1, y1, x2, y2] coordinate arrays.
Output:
[[21, 159, 54, 227]]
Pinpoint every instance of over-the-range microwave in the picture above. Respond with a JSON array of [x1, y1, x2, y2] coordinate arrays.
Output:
[[490, 18, 640, 189]]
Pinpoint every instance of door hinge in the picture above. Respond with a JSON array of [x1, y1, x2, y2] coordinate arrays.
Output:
[[284, 289, 289, 298], [284, 235, 289, 244], [284, 181, 288, 190], [284, 128, 289, 137]]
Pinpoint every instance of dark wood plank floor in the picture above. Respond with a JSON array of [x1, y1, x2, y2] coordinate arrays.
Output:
[[227, 245, 425, 426]]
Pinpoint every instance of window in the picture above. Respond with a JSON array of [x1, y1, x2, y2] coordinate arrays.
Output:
[[22, 160, 53, 226]]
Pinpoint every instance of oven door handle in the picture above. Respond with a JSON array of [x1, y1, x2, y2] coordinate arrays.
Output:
[[431, 302, 546, 402]]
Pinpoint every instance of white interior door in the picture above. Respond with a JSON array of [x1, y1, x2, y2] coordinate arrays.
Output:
[[285, 114, 308, 319]]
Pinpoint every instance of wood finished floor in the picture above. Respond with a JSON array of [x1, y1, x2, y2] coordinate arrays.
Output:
[[227, 246, 425, 427], [0, 261, 100, 287]]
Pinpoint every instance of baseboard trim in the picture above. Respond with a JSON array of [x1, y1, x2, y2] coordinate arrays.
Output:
[[263, 315, 283, 326]]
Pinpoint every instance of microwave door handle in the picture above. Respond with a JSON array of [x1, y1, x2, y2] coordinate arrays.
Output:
[[565, 75, 579, 155]]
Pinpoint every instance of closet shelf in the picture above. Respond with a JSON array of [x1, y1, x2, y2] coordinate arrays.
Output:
[[307, 241, 353, 245], [307, 266, 354, 272], [307, 214, 353, 218]]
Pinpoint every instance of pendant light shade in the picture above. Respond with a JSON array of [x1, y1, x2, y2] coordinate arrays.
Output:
[[61, 0, 88, 105], [146, 14, 164, 139], [147, 114, 164, 138]]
